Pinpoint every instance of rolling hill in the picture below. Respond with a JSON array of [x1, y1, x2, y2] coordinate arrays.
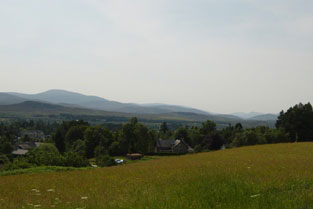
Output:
[[0, 90, 276, 127], [249, 114, 278, 121], [0, 101, 274, 128], [231, 112, 263, 119], [0, 93, 27, 105]]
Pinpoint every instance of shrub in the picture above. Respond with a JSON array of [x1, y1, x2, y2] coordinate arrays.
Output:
[[27, 144, 64, 166], [96, 155, 116, 167], [232, 130, 267, 147], [71, 139, 86, 157], [109, 141, 121, 156], [63, 152, 90, 168], [194, 145, 203, 153], [2, 158, 34, 170], [94, 146, 107, 158], [0, 154, 9, 165]]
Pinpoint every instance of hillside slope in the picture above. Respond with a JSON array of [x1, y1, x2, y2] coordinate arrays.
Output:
[[1, 143, 313, 209], [0, 93, 26, 105]]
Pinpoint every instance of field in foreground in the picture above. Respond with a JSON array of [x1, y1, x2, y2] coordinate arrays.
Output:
[[1, 143, 313, 209]]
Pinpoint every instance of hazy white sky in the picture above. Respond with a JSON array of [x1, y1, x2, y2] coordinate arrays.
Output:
[[1, 0, 313, 114]]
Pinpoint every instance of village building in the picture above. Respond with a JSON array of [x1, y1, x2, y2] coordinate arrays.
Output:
[[156, 139, 193, 154], [19, 130, 45, 141], [126, 153, 143, 160], [11, 142, 43, 156]]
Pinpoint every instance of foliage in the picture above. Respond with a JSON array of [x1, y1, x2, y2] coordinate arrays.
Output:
[[202, 133, 224, 150], [63, 152, 90, 168], [53, 120, 89, 153], [121, 117, 155, 154], [276, 103, 313, 141], [96, 155, 116, 167], [94, 146, 107, 157], [232, 129, 267, 147], [0, 136, 13, 155], [0, 166, 90, 176], [200, 120, 217, 135], [27, 144, 64, 166], [194, 144, 203, 153], [65, 125, 88, 150], [0, 154, 9, 165], [108, 141, 122, 156], [2, 158, 34, 171], [70, 139, 87, 157], [84, 126, 113, 158]]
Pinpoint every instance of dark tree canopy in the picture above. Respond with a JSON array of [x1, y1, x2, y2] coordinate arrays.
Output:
[[276, 103, 313, 142]]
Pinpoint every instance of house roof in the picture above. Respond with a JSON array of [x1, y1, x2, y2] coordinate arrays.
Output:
[[12, 142, 43, 155], [127, 153, 143, 157], [156, 139, 176, 148], [17, 142, 37, 150], [12, 149, 29, 155]]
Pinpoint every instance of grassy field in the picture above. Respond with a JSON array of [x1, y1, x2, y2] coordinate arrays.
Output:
[[1, 143, 313, 209]]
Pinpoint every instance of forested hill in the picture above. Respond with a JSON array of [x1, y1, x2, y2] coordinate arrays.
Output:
[[6, 90, 210, 115], [0, 90, 277, 128]]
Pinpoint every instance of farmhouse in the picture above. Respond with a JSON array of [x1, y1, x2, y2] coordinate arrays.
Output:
[[156, 139, 193, 154], [11, 142, 43, 156]]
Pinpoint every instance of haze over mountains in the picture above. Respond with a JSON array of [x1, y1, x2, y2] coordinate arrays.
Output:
[[0, 90, 278, 125], [5, 90, 211, 115]]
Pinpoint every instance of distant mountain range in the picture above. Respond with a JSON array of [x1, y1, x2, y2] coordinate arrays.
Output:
[[0, 90, 277, 127], [5, 90, 210, 115], [232, 112, 278, 121]]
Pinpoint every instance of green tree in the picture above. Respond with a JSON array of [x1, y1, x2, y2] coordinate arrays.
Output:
[[27, 144, 64, 166], [63, 152, 89, 167], [0, 136, 13, 155], [84, 126, 113, 158], [53, 120, 89, 153], [232, 130, 267, 147], [202, 133, 224, 150], [276, 103, 313, 142], [200, 120, 216, 135], [235, 123, 243, 131], [120, 118, 155, 154], [159, 122, 169, 135], [70, 139, 87, 157], [189, 127, 202, 148], [108, 141, 122, 156], [65, 125, 88, 150]]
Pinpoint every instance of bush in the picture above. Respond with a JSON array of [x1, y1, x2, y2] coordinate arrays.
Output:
[[94, 146, 107, 158], [232, 130, 267, 147], [63, 152, 90, 168], [27, 144, 64, 166], [194, 145, 203, 153], [71, 139, 86, 157], [109, 141, 121, 156], [2, 158, 34, 171], [0, 154, 9, 165], [96, 155, 116, 167]]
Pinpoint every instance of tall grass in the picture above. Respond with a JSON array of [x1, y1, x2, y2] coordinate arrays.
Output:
[[1, 143, 313, 209]]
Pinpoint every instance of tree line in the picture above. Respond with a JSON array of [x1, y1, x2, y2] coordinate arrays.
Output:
[[0, 102, 313, 171]]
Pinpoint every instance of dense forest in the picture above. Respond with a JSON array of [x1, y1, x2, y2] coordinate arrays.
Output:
[[0, 102, 312, 171]]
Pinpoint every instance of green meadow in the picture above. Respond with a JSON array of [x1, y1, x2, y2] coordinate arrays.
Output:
[[1, 143, 313, 209]]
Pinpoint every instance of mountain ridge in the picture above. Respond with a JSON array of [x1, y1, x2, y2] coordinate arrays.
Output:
[[4, 90, 212, 115], [1, 90, 277, 124]]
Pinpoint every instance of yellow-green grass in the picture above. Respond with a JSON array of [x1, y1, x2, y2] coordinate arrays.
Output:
[[1, 143, 313, 209]]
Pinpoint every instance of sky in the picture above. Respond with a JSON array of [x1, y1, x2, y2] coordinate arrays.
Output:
[[1, 0, 313, 114]]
